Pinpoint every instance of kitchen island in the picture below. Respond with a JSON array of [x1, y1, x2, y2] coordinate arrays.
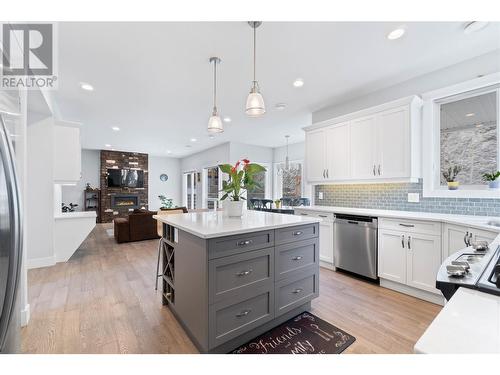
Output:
[[153, 210, 322, 353]]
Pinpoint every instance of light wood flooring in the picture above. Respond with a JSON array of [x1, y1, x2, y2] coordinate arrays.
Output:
[[22, 223, 441, 354]]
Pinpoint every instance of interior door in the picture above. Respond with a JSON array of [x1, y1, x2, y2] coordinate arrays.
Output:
[[0, 116, 22, 353], [378, 229, 406, 283], [376, 106, 410, 178], [326, 122, 350, 180], [305, 129, 326, 182], [406, 233, 441, 294], [349, 115, 376, 179]]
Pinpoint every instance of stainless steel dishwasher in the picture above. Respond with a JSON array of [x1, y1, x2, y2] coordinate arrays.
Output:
[[333, 214, 378, 280]]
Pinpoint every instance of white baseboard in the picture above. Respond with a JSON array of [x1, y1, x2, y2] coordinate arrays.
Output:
[[380, 278, 445, 306], [21, 304, 30, 326], [319, 260, 335, 271], [27, 255, 56, 269]]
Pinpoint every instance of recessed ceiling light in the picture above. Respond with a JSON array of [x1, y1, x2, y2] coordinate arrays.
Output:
[[387, 28, 405, 40], [80, 82, 94, 91], [208, 135, 215, 139], [104, 144, 111, 148], [293, 79, 304, 88], [185, 145, 192, 148], [223, 117, 232, 123], [190, 138, 197, 142], [166, 150, 172, 154], [464, 22, 489, 34], [275, 103, 287, 111], [465, 113, 475, 117], [111, 126, 120, 131]]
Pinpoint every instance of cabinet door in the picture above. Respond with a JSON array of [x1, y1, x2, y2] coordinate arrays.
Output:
[[378, 229, 406, 283], [376, 106, 410, 178], [470, 228, 497, 245], [326, 122, 350, 180], [442, 224, 468, 258], [349, 115, 376, 179], [305, 129, 326, 182], [319, 221, 333, 265], [406, 233, 441, 294]]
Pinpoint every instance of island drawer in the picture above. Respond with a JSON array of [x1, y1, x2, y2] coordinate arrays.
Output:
[[275, 223, 318, 245], [275, 238, 318, 281], [209, 286, 274, 348], [208, 230, 274, 260], [209, 247, 274, 304], [275, 268, 318, 317]]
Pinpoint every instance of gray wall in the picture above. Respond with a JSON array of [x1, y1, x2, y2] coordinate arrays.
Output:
[[148, 155, 181, 210], [315, 180, 500, 217]]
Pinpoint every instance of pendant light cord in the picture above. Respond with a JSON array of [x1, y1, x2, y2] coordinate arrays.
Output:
[[253, 25, 256, 83], [213, 59, 217, 111]]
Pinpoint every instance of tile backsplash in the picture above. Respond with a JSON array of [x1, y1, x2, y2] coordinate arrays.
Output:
[[314, 179, 500, 217]]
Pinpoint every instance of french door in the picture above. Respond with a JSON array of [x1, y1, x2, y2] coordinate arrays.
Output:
[[183, 171, 201, 210]]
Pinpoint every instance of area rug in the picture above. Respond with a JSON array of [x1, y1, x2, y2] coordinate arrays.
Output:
[[231, 312, 355, 354]]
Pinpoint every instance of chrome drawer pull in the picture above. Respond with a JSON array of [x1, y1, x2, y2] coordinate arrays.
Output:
[[318, 215, 328, 218], [292, 288, 303, 294], [407, 236, 411, 250], [292, 256, 303, 261], [464, 231, 468, 245], [293, 231, 303, 236], [238, 239, 253, 246], [236, 269, 253, 277], [399, 223, 415, 228], [236, 309, 251, 318], [300, 213, 308, 216], [401, 235, 405, 249]]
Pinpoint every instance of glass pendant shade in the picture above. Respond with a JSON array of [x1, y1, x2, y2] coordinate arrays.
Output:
[[207, 109, 223, 133], [245, 85, 266, 117]]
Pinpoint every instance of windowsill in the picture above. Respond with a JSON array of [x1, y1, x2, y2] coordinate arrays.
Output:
[[423, 186, 500, 199]]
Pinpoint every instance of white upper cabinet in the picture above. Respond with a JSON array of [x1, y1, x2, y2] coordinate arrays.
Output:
[[376, 106, 410, 179], [326, 122, 350, 180], [305, 128, 327, 182], [350, 116, 376, 179], [53, 122, 82, 184], [304, 96, 422, 184]]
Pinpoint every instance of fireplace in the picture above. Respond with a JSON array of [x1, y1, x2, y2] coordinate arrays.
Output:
[[111, 194, 140, 209]]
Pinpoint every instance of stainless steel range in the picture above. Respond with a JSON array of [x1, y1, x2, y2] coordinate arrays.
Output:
[[436, 241, 500, 300]]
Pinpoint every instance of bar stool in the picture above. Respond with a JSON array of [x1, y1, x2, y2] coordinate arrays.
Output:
[[155, 207, 188, 290]]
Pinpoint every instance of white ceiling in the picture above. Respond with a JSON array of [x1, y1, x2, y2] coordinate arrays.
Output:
[[54, 22, 500, 157]]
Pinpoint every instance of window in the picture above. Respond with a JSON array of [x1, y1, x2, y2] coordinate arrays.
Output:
[[274, 161, 303, 200], [422, 73, 500, 198], [183, 171, 201, 209]]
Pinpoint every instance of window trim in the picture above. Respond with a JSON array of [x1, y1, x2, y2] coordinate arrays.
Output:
[[422, 72, 500, 198]]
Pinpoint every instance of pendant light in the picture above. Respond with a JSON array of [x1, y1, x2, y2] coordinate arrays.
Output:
[[278, 135, 299, 176], [245, 21, 266, 117], [207, 56, 223, 133]]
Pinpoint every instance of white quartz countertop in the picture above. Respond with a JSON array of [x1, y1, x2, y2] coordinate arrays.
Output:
[[153, 210, 321, 239], [294, 205, 500, 233], [54, 211, 97, 220], [414, 287, 500, 353]]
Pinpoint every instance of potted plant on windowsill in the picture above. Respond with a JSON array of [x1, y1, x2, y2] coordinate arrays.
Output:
[[219, 159, 266, 217], [482, 171, 500, 189], [443, 165, 462, 190]]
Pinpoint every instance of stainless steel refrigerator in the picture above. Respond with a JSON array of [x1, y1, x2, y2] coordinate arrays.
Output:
[[0, 114, 23, 354]]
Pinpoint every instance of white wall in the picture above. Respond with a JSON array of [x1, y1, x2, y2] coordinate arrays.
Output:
[[229, 142, 274, 164], [272, 141, 305, 163], [61, 149, 100, 211], [180, 142, 230, 172], [313, 50, 500, 123], [148, 155, 181, 210], [26, 116, 55, 267]]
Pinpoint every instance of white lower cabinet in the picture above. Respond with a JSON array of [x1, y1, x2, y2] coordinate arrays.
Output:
[[406, 233, 442, 293], [378, 219, 442, 299]]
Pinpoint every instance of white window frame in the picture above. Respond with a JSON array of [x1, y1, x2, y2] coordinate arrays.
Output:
[[422, 72, 500, 198], [273, 159, 305, 200], [202, 165, 223, 209]]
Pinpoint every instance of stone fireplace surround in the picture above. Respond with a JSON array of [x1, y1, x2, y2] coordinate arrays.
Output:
[[100, 150, 149, 223]]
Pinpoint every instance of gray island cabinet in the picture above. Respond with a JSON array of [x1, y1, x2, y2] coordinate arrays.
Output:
[[153, 210, 321, 353]]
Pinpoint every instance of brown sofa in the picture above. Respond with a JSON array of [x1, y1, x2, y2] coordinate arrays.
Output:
[[114, 210, 159, 243]]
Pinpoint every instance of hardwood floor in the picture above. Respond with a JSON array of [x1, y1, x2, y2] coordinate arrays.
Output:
[[22, 223, 441, 354]]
